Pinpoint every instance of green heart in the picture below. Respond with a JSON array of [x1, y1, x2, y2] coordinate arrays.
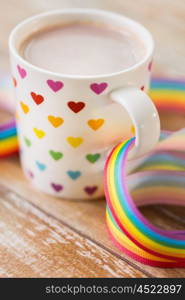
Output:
[[24, 136, 31, 147], [49, 150, 63, 161], [86, 153, 100, 163]]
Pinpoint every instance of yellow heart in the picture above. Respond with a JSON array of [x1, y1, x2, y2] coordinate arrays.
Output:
[[67, 136, 83, 148], [87, 119, 104, 130], [20, 101, 29, 114], [48, 115, 64, 128], [131, 125, 135, 135], [33, 128, 45, 139], [15, 112, 20, 121]]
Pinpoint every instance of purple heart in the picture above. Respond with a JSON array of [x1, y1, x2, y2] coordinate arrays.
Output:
[[51, 183, 63, 192], [90, 82, 108, 95], [27, 170, 34, 179], [84, 186, 98, 195], [148, 60, 153, 71], [17, 65, 27, 79], [47, 80, 64, 92]]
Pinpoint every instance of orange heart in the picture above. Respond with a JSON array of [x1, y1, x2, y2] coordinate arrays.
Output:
[[33, 128, 45, 139], [87, 119, 104, 131], [20, 101, 29, 114], [48, 115, 64, 128], [12, 77, 17, 87], [67, 137, 83, 148]]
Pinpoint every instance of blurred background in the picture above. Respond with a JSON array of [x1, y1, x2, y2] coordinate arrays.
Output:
[[1, 0, 185, 78]]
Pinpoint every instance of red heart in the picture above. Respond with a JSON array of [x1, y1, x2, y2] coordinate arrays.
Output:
[[68, 101, 85, 113], [31, 92, 44, 105]]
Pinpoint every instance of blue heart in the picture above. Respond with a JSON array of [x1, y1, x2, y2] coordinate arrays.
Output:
[[67, 170, 81, 180], [36, 161, 46, 171]]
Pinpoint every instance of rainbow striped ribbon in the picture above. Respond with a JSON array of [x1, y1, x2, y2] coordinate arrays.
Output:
[[0, 119, 18, 157], [104, 78, 185, 267], [0, 75, 18, 157]]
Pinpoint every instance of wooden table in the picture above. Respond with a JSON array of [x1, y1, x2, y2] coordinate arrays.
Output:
[[0, 0, 185, 278]]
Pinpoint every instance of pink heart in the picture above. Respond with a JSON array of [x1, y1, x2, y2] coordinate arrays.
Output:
[[27, 170, 34, 179], [84, 186, 98, 195], [51, 183, 63, 192], [17, 65, 27, 79], [47, 80, 64, 92], [90, 82, 108, 94]]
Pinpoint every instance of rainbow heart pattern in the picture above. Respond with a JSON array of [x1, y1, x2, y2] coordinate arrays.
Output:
[[86, 153, 100, 163], [36, 161, 46, 171], [49, 150, 63, 161], [17, 65, 27, 79], [48, 115, 64, 128], [67, 101, 85, 113], [47, 79, 64, 92], [51, 183, 63, 192], [90, 82, 108, 94], [20, 101, 29, 114], [67, 170, 81, 180], [13, 77, 17, 87], [33, 128, 45, 139], [67, 136, 83, 148], [16, 64, 153, 198], [15, 67, 113, 196], [24, 136, 31, 147], [87, 119, 104, 130], [84, 186, 98, 195], [31, 92, 44, 105]]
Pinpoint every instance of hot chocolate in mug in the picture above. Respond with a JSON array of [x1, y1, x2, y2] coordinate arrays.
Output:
[[9, 9, 160, 199]]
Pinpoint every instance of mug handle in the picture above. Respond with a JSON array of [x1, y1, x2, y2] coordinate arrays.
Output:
[[110, 87, 160, 159]]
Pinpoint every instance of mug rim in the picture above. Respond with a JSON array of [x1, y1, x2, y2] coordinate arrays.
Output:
[[9, 8, 154, 79]]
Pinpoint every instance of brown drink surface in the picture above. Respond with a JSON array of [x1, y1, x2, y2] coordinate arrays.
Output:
[[20, 22, 146, 76]]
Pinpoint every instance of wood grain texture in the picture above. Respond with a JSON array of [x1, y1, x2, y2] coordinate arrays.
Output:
[[0, 183, 146, 278], [1, 159, 185, 277], [0, 0, 185, 278]]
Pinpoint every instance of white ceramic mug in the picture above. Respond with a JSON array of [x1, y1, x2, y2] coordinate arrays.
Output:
[[9, 9, 160, 199]]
